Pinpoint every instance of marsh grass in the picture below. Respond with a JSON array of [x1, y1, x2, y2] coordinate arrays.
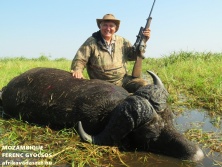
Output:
[[0, 52, 222, 166], [0, 118, 125, 166], [140, 51, 222, 114]]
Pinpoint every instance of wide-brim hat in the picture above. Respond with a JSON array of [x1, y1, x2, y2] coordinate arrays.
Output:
[[96, 14, 120, 32]]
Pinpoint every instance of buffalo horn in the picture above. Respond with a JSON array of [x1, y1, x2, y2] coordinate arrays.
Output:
[[78, 121, 93, 143], [147, 71, 164, 88]]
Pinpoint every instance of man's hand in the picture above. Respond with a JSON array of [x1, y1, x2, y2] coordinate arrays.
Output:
[[71, 70, 84, 79], [142, 28, 151, 43], [137, 28, 151, 58]]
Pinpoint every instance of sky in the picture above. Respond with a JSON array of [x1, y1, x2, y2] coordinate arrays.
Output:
[[0, 0, 222, 60]]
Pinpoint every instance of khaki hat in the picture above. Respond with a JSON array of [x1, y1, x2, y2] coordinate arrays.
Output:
[[96, 14, 120, 32]]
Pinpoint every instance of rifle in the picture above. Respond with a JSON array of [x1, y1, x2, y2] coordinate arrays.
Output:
[[133, 0, 156, 54], [132, 0, 156, 78]]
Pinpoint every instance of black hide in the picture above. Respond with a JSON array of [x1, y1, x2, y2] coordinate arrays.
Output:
[[2, 67, 128, 134]]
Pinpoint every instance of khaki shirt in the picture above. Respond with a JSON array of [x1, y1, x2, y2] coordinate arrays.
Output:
[[71, 33, 139, 86]]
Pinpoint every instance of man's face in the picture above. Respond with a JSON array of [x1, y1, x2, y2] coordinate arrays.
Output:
[[100, 21, 116, 40]]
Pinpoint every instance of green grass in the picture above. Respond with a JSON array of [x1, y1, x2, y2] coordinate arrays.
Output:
[[0, 52, 222, 166], [137, 51, 222, 114]]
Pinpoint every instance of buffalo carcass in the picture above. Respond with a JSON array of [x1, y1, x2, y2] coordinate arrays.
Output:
[[0, 67, 204, 162]]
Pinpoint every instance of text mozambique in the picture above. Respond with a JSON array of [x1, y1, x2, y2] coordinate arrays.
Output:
[[2, 145, 43, 151]]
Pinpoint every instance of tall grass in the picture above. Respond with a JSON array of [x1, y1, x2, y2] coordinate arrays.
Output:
[[0, 55, 89, 89], [138, 51, 222, 114], [0, 56, 67, 88]]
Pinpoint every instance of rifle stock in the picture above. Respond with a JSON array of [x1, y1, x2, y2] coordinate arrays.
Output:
[[132, 56, 143, 78]]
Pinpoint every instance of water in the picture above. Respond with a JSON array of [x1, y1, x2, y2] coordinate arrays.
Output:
[[175, 109, 222, 132], [175, 109, 222, 167]]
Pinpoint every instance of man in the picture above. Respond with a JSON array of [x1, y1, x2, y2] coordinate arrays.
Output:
[[71, 14, 150, 93]]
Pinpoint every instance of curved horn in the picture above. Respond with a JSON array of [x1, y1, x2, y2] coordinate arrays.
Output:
[[78, 121, 93, 143], [147, 71, 164, 88]]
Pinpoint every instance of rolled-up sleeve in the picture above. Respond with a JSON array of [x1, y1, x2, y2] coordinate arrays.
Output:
[[123, 39, 139, 61]]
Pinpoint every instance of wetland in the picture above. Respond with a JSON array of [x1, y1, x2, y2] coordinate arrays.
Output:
[[0, 52, 221, 166]]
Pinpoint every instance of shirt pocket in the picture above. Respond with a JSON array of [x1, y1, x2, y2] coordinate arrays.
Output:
[[89, 50, 103, 71]]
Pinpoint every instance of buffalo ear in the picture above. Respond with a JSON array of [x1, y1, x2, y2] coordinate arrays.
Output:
[[78, 121, 93, 143], [147, 71, 164, 88]]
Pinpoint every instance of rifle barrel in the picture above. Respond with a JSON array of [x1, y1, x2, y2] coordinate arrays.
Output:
[[145, 0, 156, 28]]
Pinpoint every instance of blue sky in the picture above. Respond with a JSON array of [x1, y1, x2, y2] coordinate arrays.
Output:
[[1, 0, 222, 59]]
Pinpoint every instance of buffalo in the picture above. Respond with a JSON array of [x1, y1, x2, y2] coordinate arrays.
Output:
[[0, 67, 204, 162]]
